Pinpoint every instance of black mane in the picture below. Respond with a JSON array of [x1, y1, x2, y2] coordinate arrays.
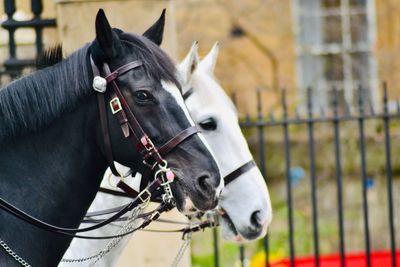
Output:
[[0, 44, 92, 143], [117, 31, 180, 88], [36, 31, 180, 88], [36, 43, 64, 70]]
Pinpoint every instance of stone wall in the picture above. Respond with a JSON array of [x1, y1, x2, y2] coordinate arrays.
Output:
[[54, 0, 177, 59], [175, 0, 297, 115], [375, 0, 400, 99]]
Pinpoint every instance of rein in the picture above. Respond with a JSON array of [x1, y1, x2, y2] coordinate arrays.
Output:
[[97, 159, 256, 207]]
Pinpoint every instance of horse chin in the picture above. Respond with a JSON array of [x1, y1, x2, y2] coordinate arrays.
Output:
[[170, 180, 197, 214], [219, 209, 266, 243], [176, 197, 199, 215]]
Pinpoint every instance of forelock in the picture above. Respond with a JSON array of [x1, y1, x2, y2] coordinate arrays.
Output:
[[117, 31, 181, 91]]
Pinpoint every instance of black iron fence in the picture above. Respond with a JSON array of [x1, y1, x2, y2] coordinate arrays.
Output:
[[212, 86, 400, 267], [1, 0, 56, 79]]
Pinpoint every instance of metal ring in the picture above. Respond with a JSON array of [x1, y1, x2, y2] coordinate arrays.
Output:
[[107, 170, 125, 189]]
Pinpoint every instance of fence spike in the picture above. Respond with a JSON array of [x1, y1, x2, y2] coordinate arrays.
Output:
[[4, 0, 16, 18], [269, 107, 275, 122], [382, 82, 388, 113], [369, 98, 375, 116], [344, 100, 351, 116], [306, 87, 314, 122], [257, 88, 263, 120], [319, 105, 326, 118], [358, 85, 365, 115], [245, 113, 251, 123], [295, 107, 301, 120], [331, 86, 339, 116], [281, 88, 288, 119], [31, 0, 43, 17]]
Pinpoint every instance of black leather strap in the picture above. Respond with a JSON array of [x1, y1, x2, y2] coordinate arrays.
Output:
[[224, 160, 256, 185], [182, 87, 193, 100], [0, 177, 162, 236], [158, 126, 199, 155]]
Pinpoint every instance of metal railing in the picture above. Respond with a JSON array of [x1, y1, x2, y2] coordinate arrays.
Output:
[[1, 0, 56, 78], [212, 85, 399, 267]]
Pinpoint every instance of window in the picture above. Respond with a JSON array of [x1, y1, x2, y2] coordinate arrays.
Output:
[[293, 0, 378, 110]]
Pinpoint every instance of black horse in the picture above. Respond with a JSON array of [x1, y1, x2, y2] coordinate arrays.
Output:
[[0, 10, 221, 267]]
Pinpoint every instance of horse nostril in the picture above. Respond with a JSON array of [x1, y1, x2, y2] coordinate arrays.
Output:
[[250, 210, 264, 229], [197, 175, 212, 194]]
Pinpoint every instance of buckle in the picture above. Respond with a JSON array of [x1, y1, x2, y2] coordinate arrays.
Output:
[[150, 211, 161, 221], [110, 97, 122, 114], [138, 189, 151, 203], [141, 136, 156, 151]]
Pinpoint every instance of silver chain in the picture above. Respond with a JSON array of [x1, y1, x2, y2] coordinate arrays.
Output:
[[62, 163, 176, 266], [61, 200, 147, 265], [88, 205, 142, 266], [170, 232, 191, 267], [0, 239, 32, 267]]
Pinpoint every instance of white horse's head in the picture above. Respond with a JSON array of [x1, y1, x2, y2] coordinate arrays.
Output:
[[178, 42, 272, 242]]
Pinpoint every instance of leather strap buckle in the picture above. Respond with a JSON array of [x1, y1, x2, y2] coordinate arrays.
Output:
[[110, 97, 123, 114], [150, 211, 161, 221], [141, 135, 156, 151], [138, 189, 151, 203]]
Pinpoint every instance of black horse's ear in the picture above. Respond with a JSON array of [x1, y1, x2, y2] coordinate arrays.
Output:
[[142, 9, 166, 46], [94, 9, 120, 59]]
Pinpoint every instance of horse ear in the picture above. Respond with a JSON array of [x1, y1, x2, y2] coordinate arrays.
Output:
[[198, 42, 219, 75], [94, 9, 120, 59], [178, 41, 199, 85], [142, 9, 166, 46]]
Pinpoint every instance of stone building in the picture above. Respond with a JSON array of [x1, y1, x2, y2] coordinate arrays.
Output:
[[1, 1, 400, 266], [2, 1, 399, 115]]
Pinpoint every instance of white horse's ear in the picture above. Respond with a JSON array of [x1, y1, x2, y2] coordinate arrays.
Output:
[[198, 41, 219, 75], [178, 41, 199, 84]]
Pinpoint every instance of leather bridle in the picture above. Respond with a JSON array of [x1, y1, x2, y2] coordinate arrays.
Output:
[[96, 84, 257, 206], [92, 84, 258, 236], [92, 58, 199, 177], [97, 159, 256, 203], [0, 55, 202, 239]]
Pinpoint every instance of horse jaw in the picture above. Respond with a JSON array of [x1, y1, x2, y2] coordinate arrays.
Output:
[[219, 167, 272, 242]]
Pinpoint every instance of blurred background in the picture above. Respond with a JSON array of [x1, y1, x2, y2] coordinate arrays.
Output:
[[1, 0, 400, 266]]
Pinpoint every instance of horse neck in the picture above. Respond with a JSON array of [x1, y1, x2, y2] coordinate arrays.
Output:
[[0, 95, 108, 266]]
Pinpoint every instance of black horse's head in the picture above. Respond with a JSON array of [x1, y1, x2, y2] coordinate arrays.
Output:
[[90, 9, 222, 212]]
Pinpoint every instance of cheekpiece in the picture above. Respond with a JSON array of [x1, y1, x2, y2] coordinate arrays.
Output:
[[93, 76, 107, 93]]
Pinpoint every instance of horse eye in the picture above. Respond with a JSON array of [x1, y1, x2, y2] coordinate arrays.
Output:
[[199, 118, 217, 131], [134, 90, 152, 101]]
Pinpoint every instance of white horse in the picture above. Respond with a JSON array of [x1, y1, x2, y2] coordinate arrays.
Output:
[[60, 42, 272, 266]]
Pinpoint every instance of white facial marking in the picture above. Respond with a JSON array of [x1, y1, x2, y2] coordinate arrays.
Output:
[[161, 80, 224, 195], [183, 197, 195, 213], [161, 80, 196, 126]]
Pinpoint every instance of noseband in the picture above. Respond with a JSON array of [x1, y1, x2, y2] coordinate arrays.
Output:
[[224, 160, 256, 185]]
